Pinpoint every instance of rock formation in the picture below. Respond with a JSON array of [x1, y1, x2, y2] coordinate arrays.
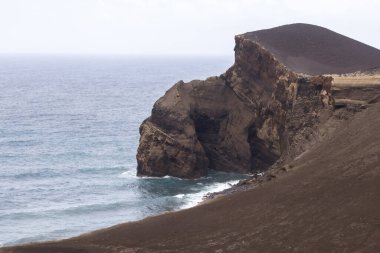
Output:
[[136, 23, 380, 179]]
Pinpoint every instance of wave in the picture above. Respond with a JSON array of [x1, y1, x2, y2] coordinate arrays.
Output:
[[119, 170, 175, 180], [61, 201, 129, 215], [120, 170, 247, 208], [6, 168, 61, 180], [2, 140, 41, 147], [78, 166, 127, 175], [0, 200, 133, 221], [178, 180, 240, 209], [119, 169, 138, 178]]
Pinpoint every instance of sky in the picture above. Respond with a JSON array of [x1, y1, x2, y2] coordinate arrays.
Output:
[[0, 0, 379, 55]]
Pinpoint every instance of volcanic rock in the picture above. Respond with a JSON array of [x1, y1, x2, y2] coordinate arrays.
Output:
[[137, 23, 380, 179]]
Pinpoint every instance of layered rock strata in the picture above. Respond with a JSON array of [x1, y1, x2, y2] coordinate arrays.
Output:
[[136, 29, 334, 178]]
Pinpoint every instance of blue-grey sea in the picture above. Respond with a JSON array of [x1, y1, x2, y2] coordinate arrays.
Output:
[[0, 55, 249, 246]]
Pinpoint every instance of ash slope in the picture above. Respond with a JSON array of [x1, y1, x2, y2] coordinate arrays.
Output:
[[3, 99, 380, 253], [243, 23, 380, 75]]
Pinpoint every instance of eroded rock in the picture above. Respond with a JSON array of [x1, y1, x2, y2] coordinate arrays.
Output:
[[136, 30, 334, 178]]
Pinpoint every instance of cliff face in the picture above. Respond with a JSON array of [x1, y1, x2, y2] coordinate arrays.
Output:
[[136, 30, 334, 178]]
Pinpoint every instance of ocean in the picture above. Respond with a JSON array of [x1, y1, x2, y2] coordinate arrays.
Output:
[[0, 55, 249, 246]]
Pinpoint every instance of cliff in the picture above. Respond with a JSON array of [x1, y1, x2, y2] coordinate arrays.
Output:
[[137, 24, 345, 179]]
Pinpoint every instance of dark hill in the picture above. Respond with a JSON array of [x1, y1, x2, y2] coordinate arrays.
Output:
[[242, 23, 380, 75]]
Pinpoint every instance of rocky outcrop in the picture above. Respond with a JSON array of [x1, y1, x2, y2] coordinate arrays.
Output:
[[136, 22, 380, 179], [137, 25, 337, 178]]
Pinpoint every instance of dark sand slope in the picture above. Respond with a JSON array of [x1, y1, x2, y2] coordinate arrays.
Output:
[[243, 23, 380, 75], [3, 103, 380, 252]]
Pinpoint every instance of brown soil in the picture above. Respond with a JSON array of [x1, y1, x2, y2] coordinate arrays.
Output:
[[3, 102, 380, 253]]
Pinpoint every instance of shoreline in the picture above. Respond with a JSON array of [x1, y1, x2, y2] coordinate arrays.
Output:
[[0, 172, 252, 248], [0, 169, 280, 249]]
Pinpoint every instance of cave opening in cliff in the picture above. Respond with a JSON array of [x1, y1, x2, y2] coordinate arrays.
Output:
[[247, 123, 280, 172], [190, 111, 228, 171]]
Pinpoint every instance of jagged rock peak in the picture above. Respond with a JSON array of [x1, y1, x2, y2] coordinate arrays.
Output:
[[240, 23, 380, 75]]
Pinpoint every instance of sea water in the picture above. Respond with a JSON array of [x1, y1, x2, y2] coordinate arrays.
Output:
[[0, 55, 249, 246]]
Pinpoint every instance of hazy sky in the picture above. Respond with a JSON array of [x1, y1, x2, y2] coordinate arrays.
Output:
[[0, 0, 379, 55]]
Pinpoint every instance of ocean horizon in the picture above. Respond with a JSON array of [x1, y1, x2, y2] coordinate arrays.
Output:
[[0, 55, 249, 246]]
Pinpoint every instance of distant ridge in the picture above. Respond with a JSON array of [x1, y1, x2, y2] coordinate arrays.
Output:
[[242, 23, 380, 75]]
